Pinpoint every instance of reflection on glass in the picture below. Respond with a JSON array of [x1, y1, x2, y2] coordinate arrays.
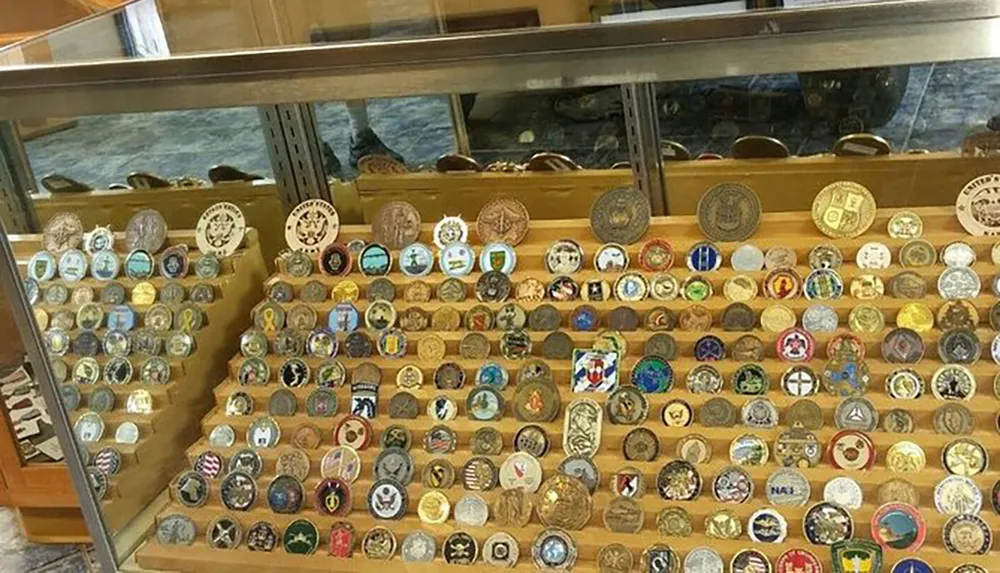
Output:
[[24, 108, 271, 191], [656, 59, 1000, 158]]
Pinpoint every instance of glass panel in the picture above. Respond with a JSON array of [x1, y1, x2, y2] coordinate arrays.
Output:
[[315, 96, 457, 176], [24, 108, 272, 189], [657, 57, 1000, 160], [0, 0, 898, 67]]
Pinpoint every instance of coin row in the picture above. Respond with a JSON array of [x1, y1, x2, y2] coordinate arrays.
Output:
[[30, 279, 217, 308], [44, 328, 197, 360]]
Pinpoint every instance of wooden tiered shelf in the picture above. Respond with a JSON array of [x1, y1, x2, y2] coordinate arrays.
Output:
[[11, 228, 267, 534], [138, 206, 997, 572]]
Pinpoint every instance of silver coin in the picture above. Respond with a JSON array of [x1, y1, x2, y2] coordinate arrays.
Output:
[[209, 424, 236, 447], [401, 531, 437, 563], [156, 514, 196, 546], [730, 244, 765, 272], [453, 493, 490, 527], [765, 468, 811, 506], [823, 476, 863, 509], [683, 547, 724, 573], [942, 241, 977, 267], [937, 267, 981, 299], [834, 397, 879, 431], [801, 304, 839, 333]]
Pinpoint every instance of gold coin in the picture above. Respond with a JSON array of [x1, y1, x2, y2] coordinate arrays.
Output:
[[849, 275, 884, 300], [430, 307, 461, 331], [848, 304, 885, 334], [877, 478, 919, 506], [131, 282, 156, 305], [811, 181, 877, 238], [936, 300, 979, 330], [896, 302, 934, 333], [404, 281, 432, 303], [417, 335, 447, 361], [899, 239, 937, 267], [760, 304, 796, 333], [655, 507, 693, 537], [885, 441, 925, 473], [417, 491, 450, 524], [723, 275, 758, 302], [33, 308, 49, 330], [887, 210, 924, 239], [332, 281, 359, 303], [704, 509, 742, 540]]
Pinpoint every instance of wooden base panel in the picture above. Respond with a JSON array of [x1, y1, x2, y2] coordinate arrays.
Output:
[[139, 205, 997, 572], [17, 507, 89, 544]]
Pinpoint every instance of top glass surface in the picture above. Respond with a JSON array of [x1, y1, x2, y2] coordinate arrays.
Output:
[[0, 0, 892, 68]]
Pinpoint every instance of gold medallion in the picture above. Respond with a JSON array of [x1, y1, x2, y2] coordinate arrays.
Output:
[[811, 181, 877, 238], [704, 509, 742, 540], [332, 281, 359, 303], [849, 275, 884, 300], [848, 304, 885, 334], [494, 488, 533, 528], [887, 210, 924, 239], [656, 506, 693, 537], [760, 304, 796, 333], [417, 491, 450, 524], [723, 275, 758, 302], [896, 302, 935, 333], [430, 307, 461, 331], [417, 335, 447, 361], [131, 282, 157, 305], [877, 478, 920, 506], [536, 474, 592, 531], [886, 441, 926, 473]]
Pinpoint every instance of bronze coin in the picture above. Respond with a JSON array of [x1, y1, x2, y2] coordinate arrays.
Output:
[[990, 302, 1000, 331], [881, 408, 914, 433], [590, 187, 651, 245], [696, 182, 762, 242], [371, 201, 421, 250], [784, 399, 823, 430], [388, 392, 419, 419], [937, 300, 979, 330], [398, 307, 430, 332], [881, 328, 925, 364], [437, 278, 467, 303], [889, 271, 927, 299], [721, 303, 756, 332], [352, 362, 383, 385], [459, 333, 492, 360], [644, 307, 676, 331], [877, 479, 919, 507], [476, 197, 530, 246], [404, 281, 432, 303], [541, 332, 574, 360], [731, 335, 765, 362], [678, 305, 713, 332], [464, 305, 494, 331], [367, 278, 396, 302], [528, 304, 562, 331], [645, 333, 677, 360], [607, 307, 640, 331]]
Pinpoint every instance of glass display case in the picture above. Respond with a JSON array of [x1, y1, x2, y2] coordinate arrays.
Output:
[[0, 0, 999, 571]]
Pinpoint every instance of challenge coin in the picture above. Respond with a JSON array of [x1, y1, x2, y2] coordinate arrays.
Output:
[[804, 502, 854, 545], [697, 182, 761, 242], [812, 181, 876, 238]]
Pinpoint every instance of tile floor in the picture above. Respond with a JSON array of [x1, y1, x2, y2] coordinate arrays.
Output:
[[20, 58, 1000, 190], [0, 509, 95, 573]]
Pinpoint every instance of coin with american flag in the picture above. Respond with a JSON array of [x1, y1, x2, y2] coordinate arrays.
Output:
[[193, 450, 224, 479], [94, 447, 121, 476]]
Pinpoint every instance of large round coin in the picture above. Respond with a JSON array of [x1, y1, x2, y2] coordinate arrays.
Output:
[[125, 209, 168, 253], [372, 201, 421, 249], [477, 197, 530, 245], [955, 174, 1000, 235], [284, 199, 340, 254], [590, 187, 651, 245], [696, 182, 761, 242], [811, 181, 877, 238]]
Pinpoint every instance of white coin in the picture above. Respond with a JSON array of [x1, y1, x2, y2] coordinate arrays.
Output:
[[855, 242, 892, 269], [942, 241, 977, 267], [823, 476, 863, 510], [731, 244, 765, 272]]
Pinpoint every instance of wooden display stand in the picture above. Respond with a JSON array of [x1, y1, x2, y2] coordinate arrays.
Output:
[[137, 205, 996, 572], [7, 228, 267, 539]]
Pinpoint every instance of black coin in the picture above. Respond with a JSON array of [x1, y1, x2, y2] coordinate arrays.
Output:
[[367, 278, 396, 302], [607, 306, 640, 331], [721, 303, 756, 332], [528, 304, 562, 331], [990, 301, 1000, 331], [541, 331, 574, 360], [344, 332, 373, 358], [268, 281, 294, 303], [100, 283, 126, 305], [645, 333, 678, 360], [476, 271, 511, 303], [190, 283, 215, 303], [72, 332, 101, 357]]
